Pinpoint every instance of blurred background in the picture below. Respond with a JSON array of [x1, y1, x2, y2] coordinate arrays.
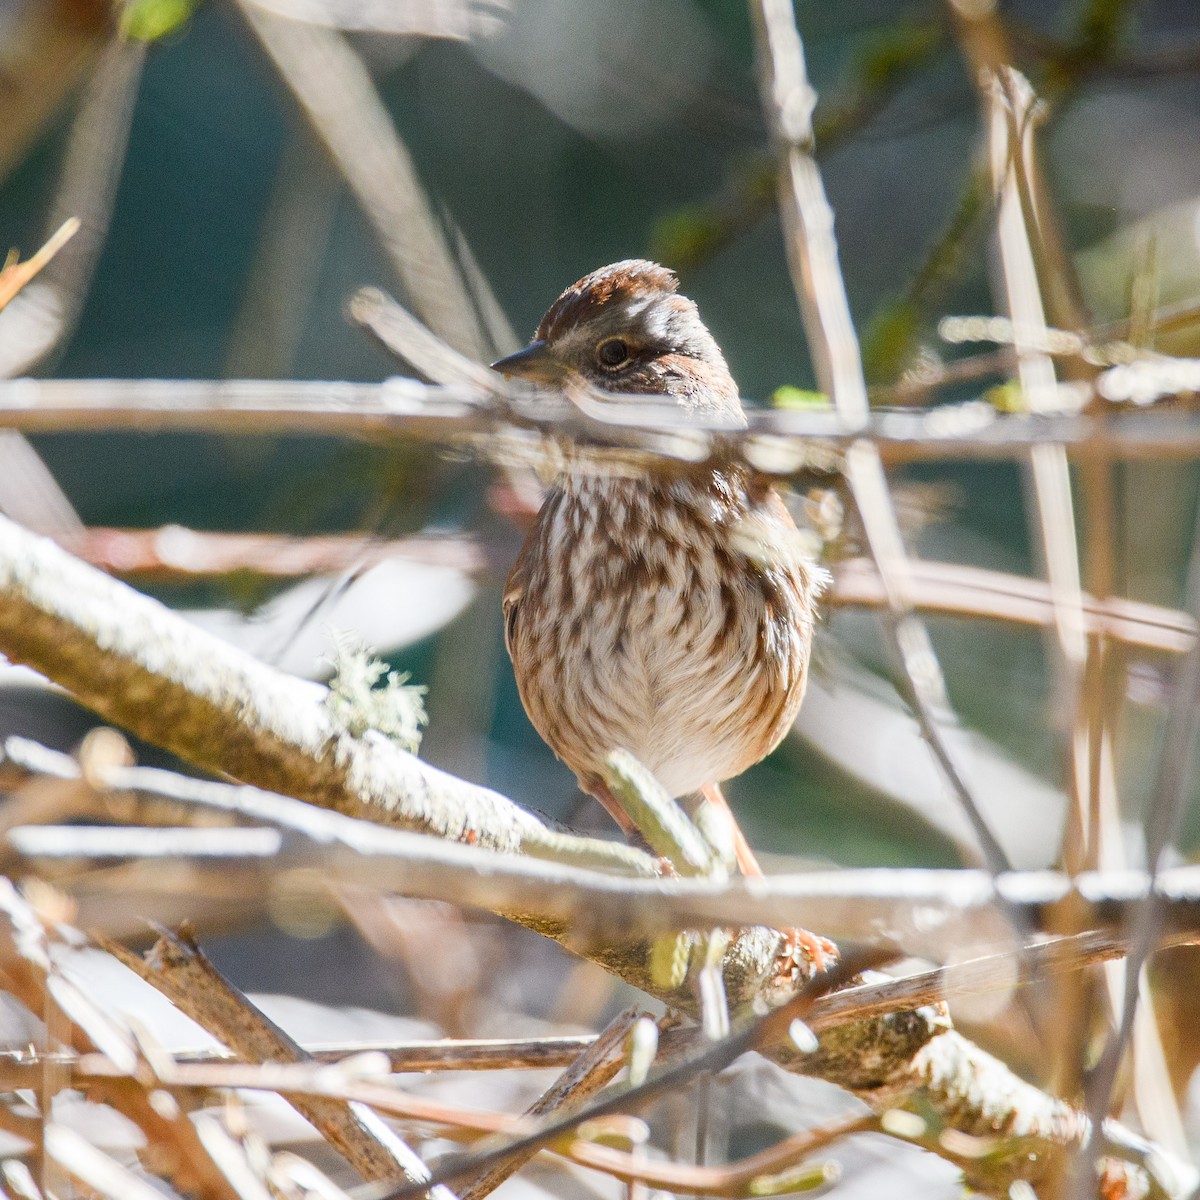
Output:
[[4, 0, 1200, 1193]]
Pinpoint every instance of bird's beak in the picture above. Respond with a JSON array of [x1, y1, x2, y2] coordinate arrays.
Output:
[[490, 340, 565, 385]]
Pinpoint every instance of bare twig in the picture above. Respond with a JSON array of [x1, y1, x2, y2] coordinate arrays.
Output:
[[0, 219, 80, 314], [348, 287, 502, 392], [827, 556, 1195, 654], [0, 1034, 610, 1074], [16, 817, 1200, 962], [1081, 485, 1200, 1169], [372, 948, 894, 1200], [8, 376, 1200, 462]]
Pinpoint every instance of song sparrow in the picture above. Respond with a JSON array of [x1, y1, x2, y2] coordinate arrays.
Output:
[[493, 261, 830, 964]]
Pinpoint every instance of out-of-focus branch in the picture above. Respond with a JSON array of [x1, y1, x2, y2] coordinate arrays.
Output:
[[828, 556, 1194, 655], [0, 1034, 610, 1074], [15, 812, 1200, 965], [0, 880, 243, 1199], [61, 525, 487, 580], [10, 375, 1200, 460], [239, 6, 502, 360], [0, 40, 145, 377]]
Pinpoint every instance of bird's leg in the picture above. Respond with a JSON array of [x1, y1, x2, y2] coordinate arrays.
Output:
[[700, 782, 836, 973], [698, 780, 763, 875]]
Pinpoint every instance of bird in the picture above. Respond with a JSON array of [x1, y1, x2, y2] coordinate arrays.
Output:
[[492, 260, 832, 968]]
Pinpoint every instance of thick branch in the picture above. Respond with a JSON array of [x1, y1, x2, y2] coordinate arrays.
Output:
[[0, 514, 648, 873]]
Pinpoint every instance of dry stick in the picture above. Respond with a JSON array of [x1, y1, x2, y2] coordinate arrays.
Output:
[[16, 824, 1200, 1013], [348, 288, 503, 394], [0, 1034, 607, 1075], [0, 219, 80, 314], [1004, 50, 1181, 1150], [46, 1124, 181, 1200], [238, 5, 491, 362], [827, 556, 1195, 655], [24, 1056, 528, 1136], [15, 743, 1200, 957], [0, 881, 242, 1200], [963, 44, 1099, 1118], [564, 1111, 874, 1197], [0, 526, 1192, 1195], [457, 1008, 644, 1200], [750, 0, 1009, 876], [105, 925, 453, 1193], [21, 816, 1200, 946]]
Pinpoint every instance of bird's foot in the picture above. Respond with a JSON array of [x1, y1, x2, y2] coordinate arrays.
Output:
[[775, 926, 839, 983]]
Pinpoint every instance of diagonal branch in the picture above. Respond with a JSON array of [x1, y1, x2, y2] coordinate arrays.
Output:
[[105, 925, 452, 1191]]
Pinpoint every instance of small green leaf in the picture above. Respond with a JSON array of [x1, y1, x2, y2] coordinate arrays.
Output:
[[120, 0, 197, 43], [983, 380, 1026, 413], [771, 386, 831, 410]]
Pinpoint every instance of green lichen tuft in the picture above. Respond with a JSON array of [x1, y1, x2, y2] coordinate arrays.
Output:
[[322, 631, 427, 752]]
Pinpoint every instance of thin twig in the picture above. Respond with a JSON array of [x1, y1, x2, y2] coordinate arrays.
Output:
[[1080, 488, 1200, 1177], [369, 948, 893, 1200], [16, 816, 1200, 958]]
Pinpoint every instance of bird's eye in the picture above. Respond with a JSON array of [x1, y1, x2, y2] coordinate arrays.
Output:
[[595, 338, 631, 369]]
